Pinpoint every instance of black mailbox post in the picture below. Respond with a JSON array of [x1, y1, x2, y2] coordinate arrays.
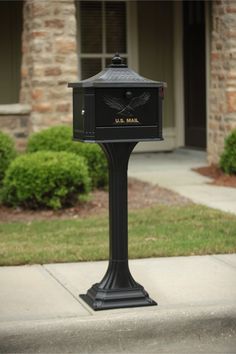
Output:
[[69, 54, 165, 311]]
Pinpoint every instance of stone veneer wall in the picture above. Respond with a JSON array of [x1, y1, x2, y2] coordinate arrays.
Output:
[[20, 0, 78, 132], [209, 0, 236, 164], [0, 104, 31, 150]]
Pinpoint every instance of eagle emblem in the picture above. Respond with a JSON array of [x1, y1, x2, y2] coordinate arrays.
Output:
[[104, 92, 151, 117]]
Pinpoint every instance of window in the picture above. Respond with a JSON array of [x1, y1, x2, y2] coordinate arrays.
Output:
[[77, 1, 128, 79]]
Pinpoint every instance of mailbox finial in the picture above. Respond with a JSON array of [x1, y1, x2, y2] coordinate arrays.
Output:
[[110, 53, 127, 68]]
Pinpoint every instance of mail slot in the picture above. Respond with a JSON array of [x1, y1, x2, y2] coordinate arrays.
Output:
[[68, 53, 165, 143]]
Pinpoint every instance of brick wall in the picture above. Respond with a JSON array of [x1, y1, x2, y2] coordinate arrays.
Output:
[[20, 0, 78, 132], [209, 0, 236, 164]]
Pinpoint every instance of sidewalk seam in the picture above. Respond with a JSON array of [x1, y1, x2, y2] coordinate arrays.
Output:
[[212, 255, 236, 269], [42, 265, 93, 315]]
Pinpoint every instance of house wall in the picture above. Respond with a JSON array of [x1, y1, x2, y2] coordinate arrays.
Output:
[[2, 0, 236, 162], [20, 0, 78, 132], [209, 0, 236, 164]]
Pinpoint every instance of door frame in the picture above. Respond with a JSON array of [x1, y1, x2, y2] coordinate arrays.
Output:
[[174, 1, 185, 147], [174, 0, 210, 149]]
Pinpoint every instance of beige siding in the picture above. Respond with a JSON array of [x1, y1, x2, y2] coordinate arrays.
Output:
[[137, 1, 174, 128]]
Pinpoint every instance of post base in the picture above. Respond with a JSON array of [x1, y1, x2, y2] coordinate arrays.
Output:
[[80, 283, 157, 311]]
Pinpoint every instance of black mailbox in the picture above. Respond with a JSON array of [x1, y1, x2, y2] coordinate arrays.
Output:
[[68, 54, 166, 311], [68, 53, 165, 143]]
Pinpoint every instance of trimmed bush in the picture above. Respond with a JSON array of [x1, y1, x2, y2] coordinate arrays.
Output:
[[0, 131, 17, 185], [2, 151, 91, 209], [220, 129, 236, 175], [27, 125, 108, 188]]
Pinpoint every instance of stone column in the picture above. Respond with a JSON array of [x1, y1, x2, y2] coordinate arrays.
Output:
[[20, 0, 78, 132], [209, 0, 236, 164]]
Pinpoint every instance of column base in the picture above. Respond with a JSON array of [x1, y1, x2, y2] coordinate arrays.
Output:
[[80, 283, 157, 311]]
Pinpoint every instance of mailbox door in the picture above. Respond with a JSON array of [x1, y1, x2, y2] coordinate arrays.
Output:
[[95, 87, 163, 142]]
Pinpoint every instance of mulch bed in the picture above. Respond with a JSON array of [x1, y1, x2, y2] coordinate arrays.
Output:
[[1, 167, 235, 223], [193, 165, 236, 188], [0, 178, 191, 223]]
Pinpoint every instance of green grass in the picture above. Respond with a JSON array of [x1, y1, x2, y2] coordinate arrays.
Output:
[[0, 205, 236, 266]]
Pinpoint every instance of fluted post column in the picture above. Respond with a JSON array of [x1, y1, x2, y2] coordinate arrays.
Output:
[[80, 142, 157, 310]]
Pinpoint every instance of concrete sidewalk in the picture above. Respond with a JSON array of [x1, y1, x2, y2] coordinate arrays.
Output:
[[0, 255, 236, 353], [129, 148, 236, 215]]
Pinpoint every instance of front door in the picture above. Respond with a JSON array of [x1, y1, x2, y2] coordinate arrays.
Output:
[[183, 0, 206, 149]]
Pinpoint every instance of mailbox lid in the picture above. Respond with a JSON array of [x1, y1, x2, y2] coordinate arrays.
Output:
[[68, 53, 166, 89]]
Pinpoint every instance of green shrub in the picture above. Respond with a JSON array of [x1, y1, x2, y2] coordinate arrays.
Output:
[[2, 151, 91, 209], [0, 131, 17, 185], [219, 129, 236, 175], [27, 125, 108, 188]]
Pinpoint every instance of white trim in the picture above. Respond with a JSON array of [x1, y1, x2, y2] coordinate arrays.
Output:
[[134, 128, 176, 153], [174, 1, 184, 148], [127, 1, 138, 71]]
